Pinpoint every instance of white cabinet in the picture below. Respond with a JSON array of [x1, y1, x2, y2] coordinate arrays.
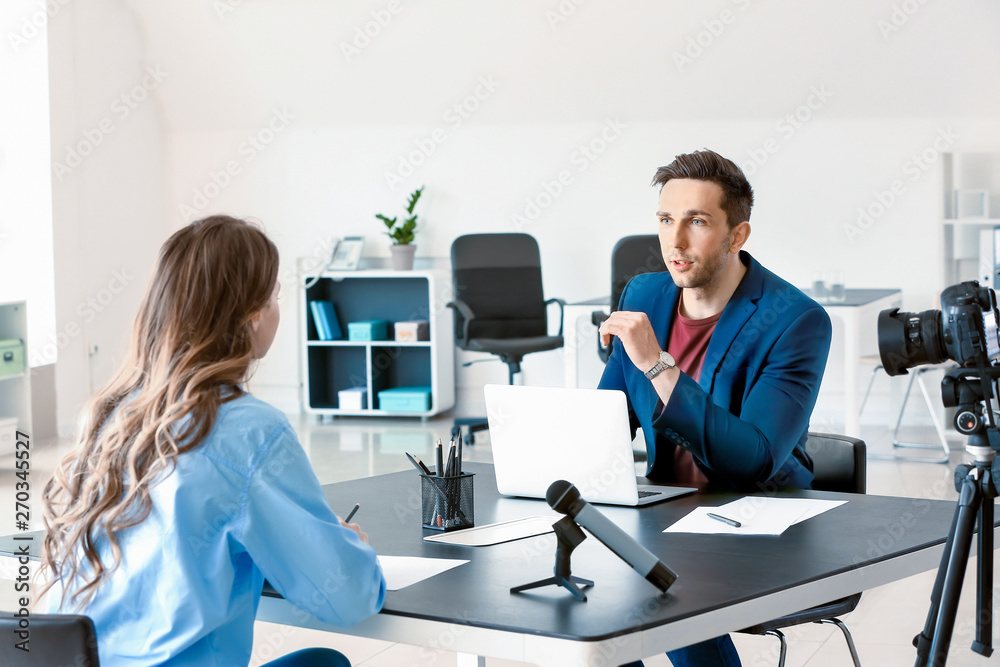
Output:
[[0, 301, 31, 453], [299, 270, 455, 418], [942, 153, 1000, 286]]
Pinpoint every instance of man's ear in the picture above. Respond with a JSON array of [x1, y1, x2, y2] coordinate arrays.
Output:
[[729, 221, 751, 253]]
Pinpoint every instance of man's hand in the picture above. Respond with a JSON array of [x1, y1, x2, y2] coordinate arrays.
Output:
[[340, 518, 370, 544], [598, 310, 662, 372]]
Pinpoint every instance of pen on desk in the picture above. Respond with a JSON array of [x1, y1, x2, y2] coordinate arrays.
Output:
[[344, 503, 360, 523], [707, 512, 741, 528]]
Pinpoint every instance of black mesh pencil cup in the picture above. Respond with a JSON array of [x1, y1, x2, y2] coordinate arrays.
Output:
[[420, 473, 474, 531]]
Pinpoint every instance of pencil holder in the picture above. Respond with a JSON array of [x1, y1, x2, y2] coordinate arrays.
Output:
[[420, 473, 475, 531]]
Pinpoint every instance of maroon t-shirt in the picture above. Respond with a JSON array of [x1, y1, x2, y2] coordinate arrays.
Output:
[[665, 299, 721, 487]]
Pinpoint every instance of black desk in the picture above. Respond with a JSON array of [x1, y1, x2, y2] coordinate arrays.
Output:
[[255, 462, 990, 666]]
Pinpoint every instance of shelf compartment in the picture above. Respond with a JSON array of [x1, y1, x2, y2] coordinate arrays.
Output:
[[306, 345, 368, 410]]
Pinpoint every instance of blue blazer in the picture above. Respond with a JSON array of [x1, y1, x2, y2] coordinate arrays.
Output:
[[598, 251, 832, 491]]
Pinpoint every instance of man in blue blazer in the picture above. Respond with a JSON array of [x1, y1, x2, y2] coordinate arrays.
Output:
[[599, 149, 831, 667]]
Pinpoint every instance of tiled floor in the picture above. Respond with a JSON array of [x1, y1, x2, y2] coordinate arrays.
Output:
[[2, 416, 999, 666]]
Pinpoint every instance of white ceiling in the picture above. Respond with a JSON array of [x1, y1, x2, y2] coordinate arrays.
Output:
[[124, 0, 1000, 132]]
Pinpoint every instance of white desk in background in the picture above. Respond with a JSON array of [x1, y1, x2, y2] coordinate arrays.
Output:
[[804, 288, 902, 437], [563, 289, 903, 438], [562, 297, 610, 390]]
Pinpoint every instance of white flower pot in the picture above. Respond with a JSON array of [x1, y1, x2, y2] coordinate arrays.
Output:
[[390, 244, 416, 270]]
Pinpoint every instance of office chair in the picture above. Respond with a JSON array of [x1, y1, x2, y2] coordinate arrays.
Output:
[[0, 613, 100, 666], [447, 233, 565, 443], [739, 432, 866, 667], [859, 357, 954, 463], [591, 234, 667, 363]]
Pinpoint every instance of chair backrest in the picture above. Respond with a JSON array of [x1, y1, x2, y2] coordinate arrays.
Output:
[[609, 234, 667, 313], [804, 432, 866, 494], [451, 233, 548, 340], [0, 613, 100, 666], [598, 234, 667, 363]]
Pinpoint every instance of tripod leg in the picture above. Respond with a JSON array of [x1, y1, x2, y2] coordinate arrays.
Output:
[[928, 476, 982, 666], [915, 500, 962, 666], [973, 493, 994, 657]]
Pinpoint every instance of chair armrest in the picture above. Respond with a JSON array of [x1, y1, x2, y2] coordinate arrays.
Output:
[[545, 298, 567, 337], [446, 299, 476, 345], [592, 310, 612, 362]]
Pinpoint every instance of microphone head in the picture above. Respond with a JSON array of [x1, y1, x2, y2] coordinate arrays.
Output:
[[546, 479, 580, 514]]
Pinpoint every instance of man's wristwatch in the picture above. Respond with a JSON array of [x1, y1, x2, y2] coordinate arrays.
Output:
[[644, 350, 676, 380]]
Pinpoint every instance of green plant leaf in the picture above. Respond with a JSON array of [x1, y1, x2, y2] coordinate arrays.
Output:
[[406, 186, 424, 214]]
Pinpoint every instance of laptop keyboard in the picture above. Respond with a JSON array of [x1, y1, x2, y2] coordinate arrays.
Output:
[[638, 490, 661, 498]]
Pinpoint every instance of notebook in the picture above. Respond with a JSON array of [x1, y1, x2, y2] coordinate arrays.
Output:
[[484, 384, 697, 507]]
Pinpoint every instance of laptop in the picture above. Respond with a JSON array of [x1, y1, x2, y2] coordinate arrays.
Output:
[[484, 384, 697, 507]]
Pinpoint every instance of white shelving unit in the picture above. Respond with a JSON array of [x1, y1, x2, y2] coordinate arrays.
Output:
[[298, 269, 455, 418], [942, 153, 1000, 286], [0, 301, 31, 453]]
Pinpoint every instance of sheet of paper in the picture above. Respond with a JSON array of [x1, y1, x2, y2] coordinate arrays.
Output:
[[377, 555, 468, 590], [787, 499, 848, 524], [423, 516, 555, 546], [664, 497, 848, 536]]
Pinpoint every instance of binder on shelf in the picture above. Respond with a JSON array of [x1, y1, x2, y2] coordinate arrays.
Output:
[[309, 301, 343, 341]]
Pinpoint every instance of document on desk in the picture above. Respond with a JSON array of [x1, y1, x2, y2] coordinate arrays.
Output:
[[423, 516, 555, 546], [664, 497, 847, 536], [377, 555, 469, 590]]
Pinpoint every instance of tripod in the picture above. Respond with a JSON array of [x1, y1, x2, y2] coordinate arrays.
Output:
[[511, 516, 595, 601], [913, 433, 998, 666]]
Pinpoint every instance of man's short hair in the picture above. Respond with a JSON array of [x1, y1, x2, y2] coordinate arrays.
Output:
[[651, 149, 754, 229]]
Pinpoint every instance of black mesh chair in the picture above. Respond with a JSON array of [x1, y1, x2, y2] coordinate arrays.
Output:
[[0, 613, 100, 666], [739, 432, 867, 667], [447, 233, 565, 443], [591, 234, 667, 363]]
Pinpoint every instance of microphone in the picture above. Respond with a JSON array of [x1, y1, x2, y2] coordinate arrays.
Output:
[[546, 480, 677, 593]]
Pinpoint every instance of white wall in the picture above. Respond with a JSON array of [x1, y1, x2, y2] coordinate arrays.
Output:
[[46, 0, 1000, 432], [47, 0, 169, 434], [0, 0, 56, 368]]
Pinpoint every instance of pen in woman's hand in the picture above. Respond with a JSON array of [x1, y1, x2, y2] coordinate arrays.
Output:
[[345, 503, 360, 523]]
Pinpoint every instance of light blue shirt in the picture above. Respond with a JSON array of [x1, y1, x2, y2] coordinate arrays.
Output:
[[45, 393, 386, 667]]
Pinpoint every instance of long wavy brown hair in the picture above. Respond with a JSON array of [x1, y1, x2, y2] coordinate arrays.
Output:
[[41, 216, 280, 610]]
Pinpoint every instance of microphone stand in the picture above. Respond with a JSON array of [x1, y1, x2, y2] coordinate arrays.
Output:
[[510, 516, 595, 602]]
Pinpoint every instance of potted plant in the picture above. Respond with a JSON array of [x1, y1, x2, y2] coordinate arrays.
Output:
[[377, 186, 424, 270]]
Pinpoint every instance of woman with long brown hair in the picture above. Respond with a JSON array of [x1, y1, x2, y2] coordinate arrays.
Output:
[[40, 217, 385, 666]]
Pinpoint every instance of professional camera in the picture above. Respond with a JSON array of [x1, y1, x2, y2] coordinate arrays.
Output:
[[878, 281, 1000, 665], [877, 280, 1000, 377]]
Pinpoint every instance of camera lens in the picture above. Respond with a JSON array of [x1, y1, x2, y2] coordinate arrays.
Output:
[[877, 308, 948, 376]]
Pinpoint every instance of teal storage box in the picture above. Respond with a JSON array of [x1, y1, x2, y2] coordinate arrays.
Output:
[[347, 320, 390, 342], [0, 339, 25, 378], [378, 386, 431, 413]]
